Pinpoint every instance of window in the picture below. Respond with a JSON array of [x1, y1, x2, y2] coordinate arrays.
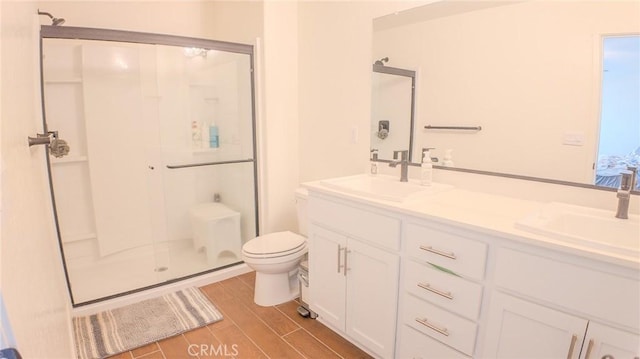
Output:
[[596, 35, 640, 189]]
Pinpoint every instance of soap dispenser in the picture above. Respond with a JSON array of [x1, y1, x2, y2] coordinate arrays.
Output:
[[421, 148, 433, 186], [443, 149, 455, 167], [370, 149, 379, 175]]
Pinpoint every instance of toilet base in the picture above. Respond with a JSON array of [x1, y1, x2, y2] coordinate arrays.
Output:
[[254, 269, 300, 307]]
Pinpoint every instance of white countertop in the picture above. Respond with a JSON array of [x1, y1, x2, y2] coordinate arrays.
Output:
[[303, 175, 640, 270]]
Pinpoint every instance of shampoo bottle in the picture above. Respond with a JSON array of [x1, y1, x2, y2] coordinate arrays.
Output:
[[421, 148, 433, 186], [209, 123, 219, 148], [191, 121, 202, 148]]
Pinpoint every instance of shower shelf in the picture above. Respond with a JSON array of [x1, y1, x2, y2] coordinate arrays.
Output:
[[51, 155, 88, 164], [44, 77, 82, 84], [192, 148, 219, 153], [62, 232, 97, 243]]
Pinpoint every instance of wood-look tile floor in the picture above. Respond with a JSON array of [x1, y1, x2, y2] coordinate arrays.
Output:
[[107, 271, 372, 359]]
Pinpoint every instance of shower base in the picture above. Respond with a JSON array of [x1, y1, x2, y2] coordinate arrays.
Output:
[[64, 237, 243, 306]]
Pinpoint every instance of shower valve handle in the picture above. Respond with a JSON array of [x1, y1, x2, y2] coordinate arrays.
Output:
[[28, 131, 56, 147], [28, 130, 70, 158]]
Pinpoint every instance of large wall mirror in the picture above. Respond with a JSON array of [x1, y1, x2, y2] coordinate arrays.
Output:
[[372, 0, 640, 190]]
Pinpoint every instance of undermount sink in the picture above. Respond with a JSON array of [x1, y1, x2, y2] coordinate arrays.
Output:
[[516, 202, 640, 257], [320, 174, 453, 202]]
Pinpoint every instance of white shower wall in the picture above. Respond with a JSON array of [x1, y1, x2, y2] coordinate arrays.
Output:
[[1, 3, 74, 357]]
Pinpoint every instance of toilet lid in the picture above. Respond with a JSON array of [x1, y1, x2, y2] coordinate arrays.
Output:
[[243, 231, 306, 256]]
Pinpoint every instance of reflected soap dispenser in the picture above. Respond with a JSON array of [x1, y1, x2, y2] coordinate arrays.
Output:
[[370, 149, 379, 175], [421, 148, 433, 186], [443, 149, 455, 167]]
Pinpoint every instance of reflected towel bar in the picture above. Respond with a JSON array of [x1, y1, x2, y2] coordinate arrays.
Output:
[[425, 125, 482, 131], [167, 158, 254, 169]]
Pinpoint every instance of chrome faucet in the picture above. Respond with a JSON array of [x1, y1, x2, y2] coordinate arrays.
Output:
[[615, 166, 637, 219], [389, 150, 409, 182]]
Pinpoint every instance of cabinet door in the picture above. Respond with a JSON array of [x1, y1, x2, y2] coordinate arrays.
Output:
[[308, 225, 347, 331], [346, 238, 399, 359], [483, 292, 588, 359], [580, 322, 640, 359]]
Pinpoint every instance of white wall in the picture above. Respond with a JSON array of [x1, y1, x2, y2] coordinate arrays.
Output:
[[39, 1, 263, 45], [258, 1, 299, 232], [297, 1, 431, 183], [1, 2, 74, 357]]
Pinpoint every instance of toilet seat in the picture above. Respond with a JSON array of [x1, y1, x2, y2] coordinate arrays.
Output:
[[242, 231, 306, 259]]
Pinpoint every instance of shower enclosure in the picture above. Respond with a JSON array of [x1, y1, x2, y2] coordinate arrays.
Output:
[[39, 26, 258, 306]]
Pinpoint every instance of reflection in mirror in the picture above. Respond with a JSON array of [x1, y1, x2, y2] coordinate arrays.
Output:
[[372, 1, 640, 189], [596, 35, 640, 190], [371, 63, 416, 162]]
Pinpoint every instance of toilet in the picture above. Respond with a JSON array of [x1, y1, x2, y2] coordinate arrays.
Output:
[[190, 202, 242, 265], [241, 189, 308, 306]]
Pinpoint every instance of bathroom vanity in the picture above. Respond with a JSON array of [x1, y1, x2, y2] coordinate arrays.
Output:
[[304, 174, 640, 358]]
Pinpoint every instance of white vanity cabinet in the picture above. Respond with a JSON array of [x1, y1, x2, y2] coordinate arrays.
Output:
[[484, 293, 640, 359], [581, 321, 640, 359], [483, 247, 640, 358], [484, 292, 589, 358], [308, 195, 401, 359], [397, 221, 488, 358], [304, 180, 639, 359]]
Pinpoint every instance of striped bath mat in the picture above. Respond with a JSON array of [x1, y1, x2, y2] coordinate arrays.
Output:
[[73, 287, 223, 359]]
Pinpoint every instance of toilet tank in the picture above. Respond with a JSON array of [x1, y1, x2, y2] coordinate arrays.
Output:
[[295, 188, 309, 236]]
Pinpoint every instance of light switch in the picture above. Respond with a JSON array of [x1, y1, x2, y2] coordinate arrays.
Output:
[[351, 126, 359, 144], [562, 131, 585, 146]]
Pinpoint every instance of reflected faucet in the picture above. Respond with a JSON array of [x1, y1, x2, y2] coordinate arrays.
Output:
[[615, 166, 637, 219], [389, 150, 409, 182]]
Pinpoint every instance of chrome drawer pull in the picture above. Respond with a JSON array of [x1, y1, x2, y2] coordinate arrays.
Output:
[[344, 249, 350, 277], [419, 245, 457, 260], [337, 245, 344, 274], [417, 282, 453, 300], [584, 339, 594, 359], [567, 334, 578, 359], [415, 317, 449, 336]]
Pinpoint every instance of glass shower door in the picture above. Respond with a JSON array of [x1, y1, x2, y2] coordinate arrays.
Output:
[[153, 46, 258, 283], [41, 27, 257, 306]]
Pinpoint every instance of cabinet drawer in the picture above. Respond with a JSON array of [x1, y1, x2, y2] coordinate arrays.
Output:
[[495, 248, 640, 330], [405, 260, 483, 320], [309, 196, 400, 250], [398, 324, 469, 359], [404, 223, 487, 280], [403, 294, 478, 356]]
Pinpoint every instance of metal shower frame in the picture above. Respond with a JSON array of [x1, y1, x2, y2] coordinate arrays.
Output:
[[39, 25, 260, 307]]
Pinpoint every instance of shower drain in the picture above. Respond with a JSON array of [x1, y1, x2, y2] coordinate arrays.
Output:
[[154, 266, 168, 272]]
